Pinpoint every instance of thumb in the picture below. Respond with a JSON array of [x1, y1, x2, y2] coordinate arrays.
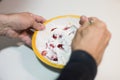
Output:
[[79, 16, 89, 25], [33, 22, 45, 30]]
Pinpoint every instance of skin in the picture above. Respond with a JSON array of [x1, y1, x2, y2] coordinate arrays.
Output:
[[72, 16, 111, 65], [0, 12, 111, 65], [0, 12, 46, 46]]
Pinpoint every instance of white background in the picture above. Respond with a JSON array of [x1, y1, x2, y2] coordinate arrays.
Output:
[[0, 0, 120, 80]]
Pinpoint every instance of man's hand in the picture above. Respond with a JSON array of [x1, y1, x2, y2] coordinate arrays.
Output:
[[0, 12, 46, 46], [72, 16, 111, 65]]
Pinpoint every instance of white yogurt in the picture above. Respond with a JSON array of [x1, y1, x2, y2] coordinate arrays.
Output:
[[41, 25, 77, 65]]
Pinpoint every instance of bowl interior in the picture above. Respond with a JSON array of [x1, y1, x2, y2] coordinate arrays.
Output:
[[32, 15, 80, 69]]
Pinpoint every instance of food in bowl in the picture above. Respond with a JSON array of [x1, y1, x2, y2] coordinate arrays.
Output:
[[32, 15, 80, 68], [41, 24, 77, 65]]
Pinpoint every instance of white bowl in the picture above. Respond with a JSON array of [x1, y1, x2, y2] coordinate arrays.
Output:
[[32, 15, 80, 69]]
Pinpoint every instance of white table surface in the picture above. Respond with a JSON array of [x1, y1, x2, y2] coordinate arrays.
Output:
[[0, 0, 120, 80], [0, 45, 60, 80]]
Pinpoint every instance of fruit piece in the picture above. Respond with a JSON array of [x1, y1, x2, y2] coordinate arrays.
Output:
[[63, 27, 70, 30], [57, 44, 64, 49], [41, 50, 47, 56], [53, 34, 57, 39], [51, 55, 58, 61], [50, 44, 55, 48], [51, 28, 57, 31]]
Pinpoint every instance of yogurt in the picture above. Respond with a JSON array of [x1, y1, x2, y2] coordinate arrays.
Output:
[[41, 25, 77, 65]]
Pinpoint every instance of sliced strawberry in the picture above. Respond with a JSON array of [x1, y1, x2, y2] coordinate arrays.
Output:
[[51, 55, 58, 61], [57, 44, 64, 49], [53, 34, 57, 39], [63, 27, 70, 30], [41, 50, 47, 56], [51, 28, 57, 31], [50, 44, 55, 48], [53, 58, 58, 61]]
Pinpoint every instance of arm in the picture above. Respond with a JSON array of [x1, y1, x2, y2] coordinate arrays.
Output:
[[57, 16, 111, 80], [57, 50, 97, 80], [0, 14, 9, 35], [0, 12, 46, 46]]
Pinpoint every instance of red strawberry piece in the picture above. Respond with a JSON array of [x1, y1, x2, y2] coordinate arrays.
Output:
[[51, 55, 58, 61], [57, 44, 64, 49], [53, 58, 58, 61], [41, 50, 47, 56], [51, 28, 57, 31], [63, 27, 70, 30], [50, 44, 54, 48], [53, 34, 57, 39]]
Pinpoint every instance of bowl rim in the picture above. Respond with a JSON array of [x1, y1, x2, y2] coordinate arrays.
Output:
[[32, 15, 80, 69]]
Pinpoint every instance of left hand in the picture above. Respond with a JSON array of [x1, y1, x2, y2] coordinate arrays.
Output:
[[1, 12, 46, 46]]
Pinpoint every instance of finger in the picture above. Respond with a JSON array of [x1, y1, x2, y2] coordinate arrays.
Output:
[[78, 17, 97, 34], [79, 15, 89, 25], [19, 32, 31, 46], [26, 28, 34, 38], [33, 22, 45, 30], [32, 14, 46, 23], [80, 17, 91, 28], [88, 17, 102, 26], [88, 17, 99, 22], [89, 17, 108, 31]]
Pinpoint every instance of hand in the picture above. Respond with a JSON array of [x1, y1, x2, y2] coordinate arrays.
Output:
[[0, 12, 46, 46], [72, 16, 111, 65]]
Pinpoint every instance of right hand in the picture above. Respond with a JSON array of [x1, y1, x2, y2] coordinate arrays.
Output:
[[72, 16, 111, 65]]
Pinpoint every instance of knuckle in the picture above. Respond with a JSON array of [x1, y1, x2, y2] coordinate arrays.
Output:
[[97, 22, 107, 31], [98, 26, 106, 35], [101, 28, 106, 35], [99, 21, 107, 27], [90, 17, 98, 20], [90, 17, 99, 23], [102, 22, 107, 27]]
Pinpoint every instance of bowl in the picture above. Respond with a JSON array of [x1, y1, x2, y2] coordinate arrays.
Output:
[[32, 15, 80, 69]]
